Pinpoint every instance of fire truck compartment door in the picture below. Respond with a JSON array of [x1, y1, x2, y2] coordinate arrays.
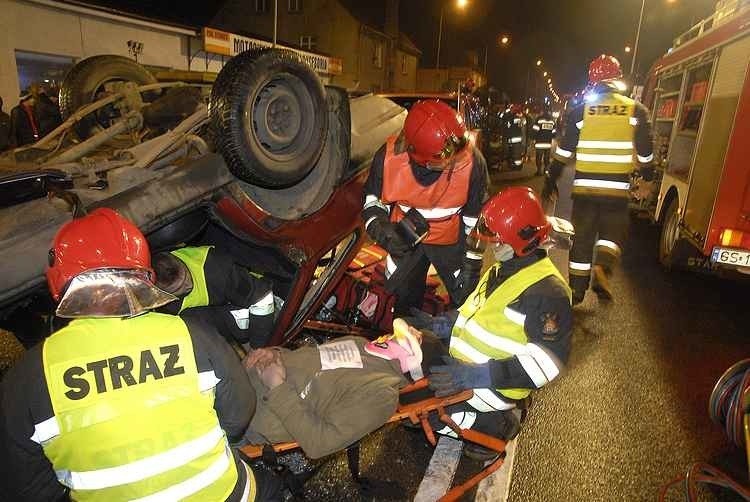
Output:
[[683, 36, 750, 247]]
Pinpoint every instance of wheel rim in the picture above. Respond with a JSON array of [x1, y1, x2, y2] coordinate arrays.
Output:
[[90, 77, 137, 130], [662, 204, 679, 258], [245, 73, 316, 166]]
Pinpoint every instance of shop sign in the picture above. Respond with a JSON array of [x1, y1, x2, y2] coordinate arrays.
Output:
[[203, 27, 342, 76]]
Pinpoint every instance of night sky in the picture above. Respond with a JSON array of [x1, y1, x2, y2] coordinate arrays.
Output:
[[85, 0, 715, 98], [400, 0, 714, 98]]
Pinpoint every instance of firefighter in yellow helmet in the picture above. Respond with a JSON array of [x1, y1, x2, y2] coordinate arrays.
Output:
[[0, 208, 281, 501], [542, 55, 656, 305]]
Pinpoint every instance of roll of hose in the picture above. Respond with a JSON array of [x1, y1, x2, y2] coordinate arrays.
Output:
[[708, 359, 750, 449]]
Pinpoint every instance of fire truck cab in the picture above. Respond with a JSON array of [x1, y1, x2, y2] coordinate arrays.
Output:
[[643, 0, 750, 274]]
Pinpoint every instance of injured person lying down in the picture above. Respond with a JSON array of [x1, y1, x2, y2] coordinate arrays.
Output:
[[240, 319, 520, 460]]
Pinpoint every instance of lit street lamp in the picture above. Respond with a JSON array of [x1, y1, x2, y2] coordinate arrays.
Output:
[[536, 59, 542, 66], [437, 0, 468, 69], [500, 34, 510, 45], [543, 71, 548, 77], [625, 45, 632, 53]]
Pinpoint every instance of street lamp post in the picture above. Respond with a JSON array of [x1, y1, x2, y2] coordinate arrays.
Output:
[[437, 0, 468, 69], [437, 6, 444, 69], [630, 0, 646, 75]]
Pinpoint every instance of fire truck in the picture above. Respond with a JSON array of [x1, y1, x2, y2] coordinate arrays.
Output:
[[642, 0, 750, 274]]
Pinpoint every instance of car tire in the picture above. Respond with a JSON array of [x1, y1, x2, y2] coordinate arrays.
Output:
[[659, 197, 680, 269], [59, 55, 157, 139], [210, 49, 328, 188]]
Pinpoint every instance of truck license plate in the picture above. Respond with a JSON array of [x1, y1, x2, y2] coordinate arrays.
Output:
[[711, 247, 750, 266]]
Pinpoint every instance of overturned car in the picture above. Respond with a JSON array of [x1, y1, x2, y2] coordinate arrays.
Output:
[[0, 49, 407, 356]]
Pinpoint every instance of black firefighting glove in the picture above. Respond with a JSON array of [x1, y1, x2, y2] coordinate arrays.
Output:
[[542, 160, 564, 203], [429, 356, 492, 397], [455, 256, 483, 305], [405, 308, 458, 341], [367, 217, 411, 256]]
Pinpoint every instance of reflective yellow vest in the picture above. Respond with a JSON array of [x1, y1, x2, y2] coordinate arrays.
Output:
[[572, 92, 637, 198], [450, 258, 571, 401], [41, 312, 246, 501], [171, 246, 212, 312]]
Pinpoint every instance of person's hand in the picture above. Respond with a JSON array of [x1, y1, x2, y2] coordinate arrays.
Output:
[[428, 356, 492, 397], [633, 179, 656, 201], [243, 348, 279, 371], [368, 219, 410, 256], [258, 357, 286, 389], [406, 308, 455, 340]]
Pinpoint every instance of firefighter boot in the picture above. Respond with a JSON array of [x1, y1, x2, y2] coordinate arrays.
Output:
[[591, 265, 613, 301], [572, 290, 586, 306], [463, 410, 521, 461], [568, 275, 588, 306]]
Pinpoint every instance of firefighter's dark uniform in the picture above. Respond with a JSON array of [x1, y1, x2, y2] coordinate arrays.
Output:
[[0, 311, 283, 501], [547, 82, 654, 302], [501, 109, 526, 169], [436, 250, 573, 436], [158, 246, 275, 348], [363, 138, 488, 315], [532, 112, 556, 175]]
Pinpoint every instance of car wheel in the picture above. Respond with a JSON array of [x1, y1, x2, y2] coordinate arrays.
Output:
[[659, 197, 680, 269], [210, 49, 328, 188], [59, 55, 157, 139]]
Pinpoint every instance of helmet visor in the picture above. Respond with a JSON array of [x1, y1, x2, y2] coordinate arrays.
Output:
[[471, 215, 509, 258], [425, 133, 469, 170], [474, 214, 501, 243], [56, 269, 177, 318]]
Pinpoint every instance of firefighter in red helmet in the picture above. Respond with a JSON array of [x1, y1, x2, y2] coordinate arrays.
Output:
[[542, 54, 656, 305], [0, 208, 282, 501], [362, 100, 489, 315], [405, 187, 573, 460]]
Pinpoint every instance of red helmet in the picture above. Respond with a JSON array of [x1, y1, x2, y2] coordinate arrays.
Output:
[[403, 100, 468, 169], [478, 187, 550, 257], [588, 55, 623, 85], [46, 208, 152, 301]]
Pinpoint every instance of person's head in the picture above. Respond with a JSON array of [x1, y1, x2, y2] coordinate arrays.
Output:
[[19, 92, 35, 107], [46, 208, 175, 318], [403, 100, 469, 171], [152, 252, 193, 297], [474, 187, 550, 262], [588, 54, 623, 86]]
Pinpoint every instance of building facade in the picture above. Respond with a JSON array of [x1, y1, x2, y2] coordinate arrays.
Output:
[[211, 0, 421, 93], [0, 0, 417, 112], [417, 67, 486, 93], [0, 0, 230, 110]]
